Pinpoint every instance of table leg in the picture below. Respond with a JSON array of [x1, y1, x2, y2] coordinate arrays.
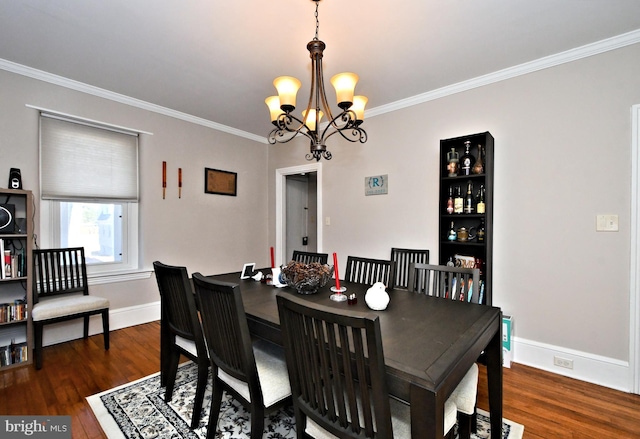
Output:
[[485, 316, 503, 439], [410, 384, 442, 439]]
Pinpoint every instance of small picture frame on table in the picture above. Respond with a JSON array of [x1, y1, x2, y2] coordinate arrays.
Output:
[[240, 263, 255, 279], [205, 168, 237, 196]]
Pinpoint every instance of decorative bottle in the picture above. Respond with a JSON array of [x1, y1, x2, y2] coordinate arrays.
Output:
[[446, 148, 459, 177], [477, 218, 486, 242], [476, 184, 485, 214], [460, 141, 475, 176], [447, 221, 457, 241], [472, 144, 484, 174], [464, 181, 474, 214], [446, 186, 454, 214], [453, 186, 463, 214]]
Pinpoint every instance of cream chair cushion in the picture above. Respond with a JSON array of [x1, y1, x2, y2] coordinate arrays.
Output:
[[305, 397, 457, 438], [449, 363, 479, 415], [217, 339, 291, 408], [32, 295, 109, 321]]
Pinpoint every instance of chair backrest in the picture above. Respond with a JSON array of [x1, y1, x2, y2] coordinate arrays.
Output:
[[191, 273, 261, 400], [390, 247, 430, 289], [277, 292, 393, 439], [408, 263, 481, 303], [292, 250, 329, 265], [344, 256, 396, 288], [153, 261, 207, 350], [33, 247, 88, 304]]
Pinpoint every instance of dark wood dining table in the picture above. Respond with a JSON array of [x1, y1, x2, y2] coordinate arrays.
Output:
[[204, 269, 503, 439]]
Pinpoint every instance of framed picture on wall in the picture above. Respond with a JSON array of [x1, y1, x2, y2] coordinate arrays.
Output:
[[205, 168, 237, 196]]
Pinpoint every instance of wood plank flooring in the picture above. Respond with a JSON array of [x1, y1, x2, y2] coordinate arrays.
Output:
[[1, 321, 639, 438]]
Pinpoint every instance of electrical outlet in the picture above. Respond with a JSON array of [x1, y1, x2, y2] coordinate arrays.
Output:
[[553, 356, 574, 369]]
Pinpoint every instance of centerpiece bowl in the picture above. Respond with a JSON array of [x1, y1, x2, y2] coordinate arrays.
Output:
[[281, 261, 333, 295]]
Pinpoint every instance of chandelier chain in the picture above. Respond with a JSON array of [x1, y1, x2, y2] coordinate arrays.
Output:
[[314, 1, 319, 41]]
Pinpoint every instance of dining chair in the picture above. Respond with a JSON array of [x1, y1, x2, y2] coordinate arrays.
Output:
[[390, 247, 430, 289], [407, 262, 480, 303], [32, 247, 110, 370], [277, 292, 458, 439], [152, 261, 209, 429], [191, 273, 291, 439], [343, 256, 396, 288], [291, 250, 329, 265], [408, 262, 481, 438]]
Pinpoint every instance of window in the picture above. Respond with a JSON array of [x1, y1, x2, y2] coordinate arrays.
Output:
[[39, 112, 140, 276]]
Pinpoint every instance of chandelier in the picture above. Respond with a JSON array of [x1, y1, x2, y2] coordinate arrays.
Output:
[[265, 0, 368, 161]]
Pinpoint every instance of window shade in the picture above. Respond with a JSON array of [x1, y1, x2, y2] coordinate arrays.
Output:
[[40, 114, 139, 201]]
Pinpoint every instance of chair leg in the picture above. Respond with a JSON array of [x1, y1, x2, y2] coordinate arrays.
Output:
[[83, 315, 90, 339], [250, 404, 265, 439], [34, 322, 43, 370], [164, 349, 180, 402], [471, 406, 477, 433], [458, 412, 473, 439], [190, 361, 209, 428], [207, 377, 224, 439], [102, 309, 110, 350]]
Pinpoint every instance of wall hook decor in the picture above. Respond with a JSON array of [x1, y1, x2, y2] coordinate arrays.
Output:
[[162, 161, 167, 199]]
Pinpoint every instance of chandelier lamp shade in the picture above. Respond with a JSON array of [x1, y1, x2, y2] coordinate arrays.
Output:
[[265, 0, 368, 161]]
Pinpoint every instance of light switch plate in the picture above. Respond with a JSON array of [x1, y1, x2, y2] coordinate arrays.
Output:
[[596, 214, 619, 232]]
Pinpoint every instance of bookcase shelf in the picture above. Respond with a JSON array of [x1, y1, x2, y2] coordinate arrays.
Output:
[[438, 132, 494, 305], [0, 188, 33, 370]]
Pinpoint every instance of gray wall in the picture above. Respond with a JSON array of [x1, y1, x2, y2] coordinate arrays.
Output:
[[269, 43, 640, 390], [0, 67, 269, 330]]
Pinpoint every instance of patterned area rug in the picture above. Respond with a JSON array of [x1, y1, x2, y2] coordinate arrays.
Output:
[[87, 362, 524, 439]]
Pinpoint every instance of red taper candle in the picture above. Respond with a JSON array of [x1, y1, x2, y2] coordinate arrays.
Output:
[[333, 252, 341, 290], [270, 246, 275, 268]]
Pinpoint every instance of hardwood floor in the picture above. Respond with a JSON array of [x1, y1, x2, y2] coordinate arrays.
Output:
[[1, 321, 639, 438]]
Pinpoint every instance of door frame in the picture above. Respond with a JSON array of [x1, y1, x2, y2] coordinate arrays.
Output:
[[631, 104, 640, 394], [275, 162, 322, 266]]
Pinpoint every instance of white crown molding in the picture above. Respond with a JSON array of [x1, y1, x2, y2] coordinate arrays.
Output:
[[367, 29, 640, 118], [0, 58, 266, 144], [2, 29, 639, 142]]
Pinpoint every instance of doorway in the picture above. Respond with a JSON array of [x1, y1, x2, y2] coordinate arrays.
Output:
[[275, 163, 323, 266], [285, 173, 318, 260]]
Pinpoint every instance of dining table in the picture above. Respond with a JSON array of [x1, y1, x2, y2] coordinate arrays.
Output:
[[203, 268, 503, 439]]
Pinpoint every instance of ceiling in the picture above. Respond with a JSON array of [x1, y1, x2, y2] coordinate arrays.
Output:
[[1, 0, 640, 141]]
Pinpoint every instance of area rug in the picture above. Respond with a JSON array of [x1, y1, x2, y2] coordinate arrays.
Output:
[[87, 362, 524, 439]]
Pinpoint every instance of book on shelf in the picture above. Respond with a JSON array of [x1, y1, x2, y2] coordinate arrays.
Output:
[[0, 241, 26, 279], [0, 341, 28, 366], [0, 299, 27, 323]]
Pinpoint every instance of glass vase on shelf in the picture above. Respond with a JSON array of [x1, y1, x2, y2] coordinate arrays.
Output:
[[472, 144, 484, 174]]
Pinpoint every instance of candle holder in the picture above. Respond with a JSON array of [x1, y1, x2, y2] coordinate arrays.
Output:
[[330, 284, 347, 302]]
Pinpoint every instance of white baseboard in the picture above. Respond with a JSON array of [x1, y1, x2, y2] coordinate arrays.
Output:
[[512, 336, 631, 393], [41, 301, 161, 347]]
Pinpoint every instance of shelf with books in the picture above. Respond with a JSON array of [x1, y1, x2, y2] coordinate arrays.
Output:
[[0, 188, 33, 369]]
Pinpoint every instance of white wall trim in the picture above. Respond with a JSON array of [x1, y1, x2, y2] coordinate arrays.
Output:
[[512, 336, 631, 392], [2, 30, 640, 142], [630, 104, 640, 394], [275, 163, 323, 266], [42, 301, 160, 347]]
